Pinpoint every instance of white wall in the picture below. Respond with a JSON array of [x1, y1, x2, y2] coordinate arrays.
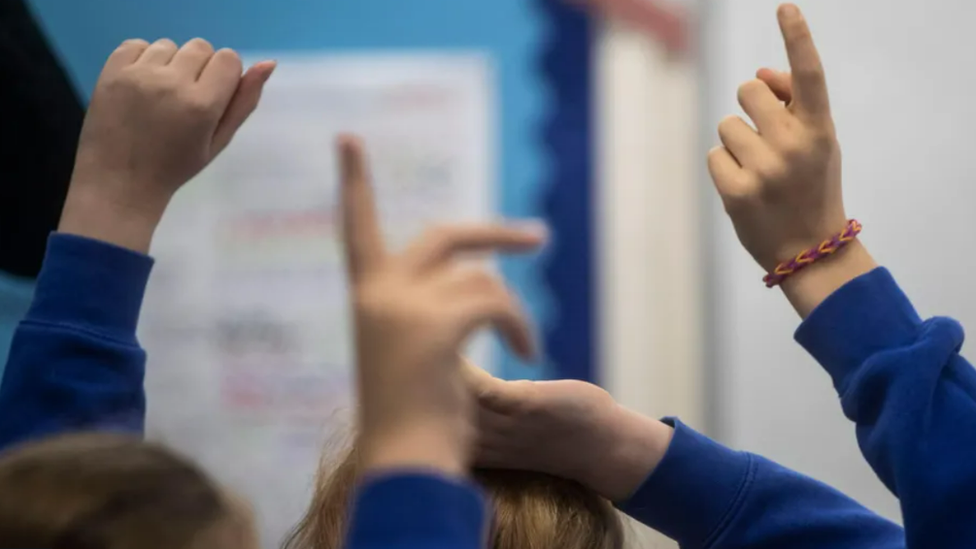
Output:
[[704, 0, 976, 521], [599, 21, 703, 430], [598, 5, 701, 546]]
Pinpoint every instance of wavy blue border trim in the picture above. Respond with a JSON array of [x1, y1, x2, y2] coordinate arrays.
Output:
[[537, 0, 595, 383]]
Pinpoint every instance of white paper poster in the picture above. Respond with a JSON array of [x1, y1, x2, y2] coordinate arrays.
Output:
[[140, 53, 495, 548]]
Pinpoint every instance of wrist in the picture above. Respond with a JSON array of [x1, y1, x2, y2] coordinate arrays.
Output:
[[58, 181, 170, 254], [359, 421, 472, 480], [576, 405, 674, 502], [780, 239, 878, 318]]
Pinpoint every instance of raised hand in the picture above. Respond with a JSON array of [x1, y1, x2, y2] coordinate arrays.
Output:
[[338, 136, 546, 476], [708, 4, 876, 315], [60, 38, 276, 253]]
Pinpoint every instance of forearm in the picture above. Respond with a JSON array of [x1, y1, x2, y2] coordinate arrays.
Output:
[[781, 240, 878, 318], [57, 179, 168, 255], [572, 406, 674, 502], [617, 419, 903, 549], [795, 264, 976, 548], [0, 234, 152, 449], [569, 409, 901, 548], [359, 421, 471, 479]]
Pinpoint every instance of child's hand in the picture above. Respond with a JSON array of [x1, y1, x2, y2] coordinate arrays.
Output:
[[709, 4, 843, 272], [60, 38, 276, 253], [466, 363, 674, 501], [338, 137, 546, 477], [708, 4, 876, 315]]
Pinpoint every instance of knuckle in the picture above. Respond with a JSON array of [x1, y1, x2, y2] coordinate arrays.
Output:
[[508, 380, 542, 412], [110, 69, 163, 96], [716, 170, 760, 201], [794, 65, 824, 84], [721, 191, 756, 215], [185, 37, 214, 52], [717, 115, 742, 137], [777, 135, 808, 161], [153, 38, 178, 50], [474, 383, 500, 406], [755, 159, 790, 183], [215, 48, 243, 69], [170, 83, 218, 114], [100, 72, 132, 92], [771, 114, 799, 136], [736, 79, 764, 104], [721, 181, 754, 202], [182, 93, 217, 116], [808, 128, 835, 152], [120, 38, 149, 49]]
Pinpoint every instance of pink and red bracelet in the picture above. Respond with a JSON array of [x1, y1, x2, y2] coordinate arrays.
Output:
[[763, 219, 862, 288]]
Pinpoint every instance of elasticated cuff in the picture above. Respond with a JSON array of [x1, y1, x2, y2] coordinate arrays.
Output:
[[26, 233, 154, 344], [347, 472, 488, 549], [795, 267, 923, 394], [618, 419, 753, 548]]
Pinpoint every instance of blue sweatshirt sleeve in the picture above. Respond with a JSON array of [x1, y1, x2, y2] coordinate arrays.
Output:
[[0, 233, 152, 449], [346, 472, 488, 549], [619, 419, 903, 549], [796, 267, 976, 549]]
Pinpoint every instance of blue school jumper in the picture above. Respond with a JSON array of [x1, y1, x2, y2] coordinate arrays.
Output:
[[3, 233, 973, 548]]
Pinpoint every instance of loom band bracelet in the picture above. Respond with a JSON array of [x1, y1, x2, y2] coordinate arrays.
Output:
[[793, 250, 818, 266], [763, 219, 862, 288]]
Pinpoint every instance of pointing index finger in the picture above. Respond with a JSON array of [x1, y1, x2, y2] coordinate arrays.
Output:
[[777, 4, 831, 120], [338, 136, 385, 280]]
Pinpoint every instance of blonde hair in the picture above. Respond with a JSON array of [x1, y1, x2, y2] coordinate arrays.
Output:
[[0, 432, 249, 549], [285, 440, 625, 549]]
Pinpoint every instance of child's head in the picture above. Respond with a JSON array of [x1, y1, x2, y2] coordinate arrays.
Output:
[[0, 432, 257, 549], [285, 440, 625, 549]]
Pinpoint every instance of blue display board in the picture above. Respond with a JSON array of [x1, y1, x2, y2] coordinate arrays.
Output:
[[26, 0, 595, 383], [538, 1, 595, 383]]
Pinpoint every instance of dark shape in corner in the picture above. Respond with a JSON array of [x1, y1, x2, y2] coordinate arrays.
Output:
[[0, 0, 85, 279]]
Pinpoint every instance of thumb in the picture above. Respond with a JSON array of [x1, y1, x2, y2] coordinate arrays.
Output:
[[461, 357, 498, 395], [756, 67, 793, 104], [210, 60, 276, 156], [461, 358, 513, 407]]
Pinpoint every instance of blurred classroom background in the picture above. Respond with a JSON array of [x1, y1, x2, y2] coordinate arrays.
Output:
[[3, 0, 974, 546]]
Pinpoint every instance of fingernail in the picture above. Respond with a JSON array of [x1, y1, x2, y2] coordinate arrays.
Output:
[[261, 61, 277, 81], [779, 3, 800, 17]]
